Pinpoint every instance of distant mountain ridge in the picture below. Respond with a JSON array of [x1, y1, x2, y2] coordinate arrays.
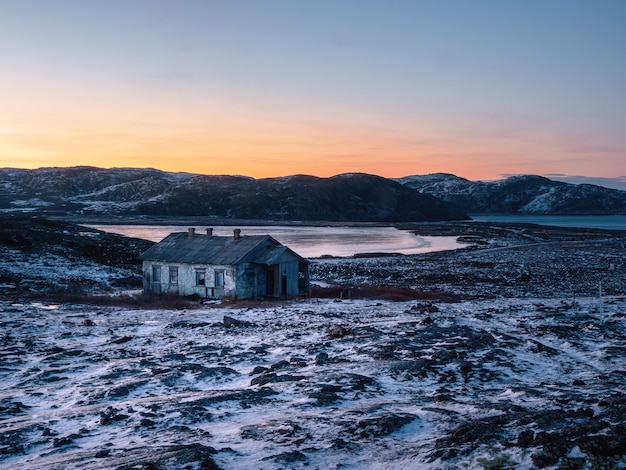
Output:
[[395, 173, 626, 215], [2, 167, 624, 220], [0, 167, 468, 222]]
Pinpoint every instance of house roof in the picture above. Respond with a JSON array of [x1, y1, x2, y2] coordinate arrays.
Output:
[[251, 245, 288, 265], [139, 232, 307, 266]]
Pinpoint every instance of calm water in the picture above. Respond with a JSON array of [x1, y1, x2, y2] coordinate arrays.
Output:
[[88, 225, 464, 258], [470, 215, 626, 231]]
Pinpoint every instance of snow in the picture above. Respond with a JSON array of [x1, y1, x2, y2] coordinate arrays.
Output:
[[2, 220, 625, 468], [9, 199, 53, 208], [1, 296, 625, 469], [0, 248, 134, 289]]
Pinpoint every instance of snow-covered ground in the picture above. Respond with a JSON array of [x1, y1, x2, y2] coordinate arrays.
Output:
[[1, 296, 625, 469], [2, 220, 625, 468], [0, 248, 135, 294]]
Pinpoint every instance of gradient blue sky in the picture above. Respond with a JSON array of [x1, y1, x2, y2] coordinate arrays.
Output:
[[1, 0, 625, 185]]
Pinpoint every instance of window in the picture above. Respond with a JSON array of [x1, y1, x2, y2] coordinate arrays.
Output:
[[195, 269, 206, 286], [169, 267, 178, 285], [152, 265, 161, 283], [215, 270, 225, 287]]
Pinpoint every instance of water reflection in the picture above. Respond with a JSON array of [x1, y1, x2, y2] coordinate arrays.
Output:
[[88, 225, 464, 258]]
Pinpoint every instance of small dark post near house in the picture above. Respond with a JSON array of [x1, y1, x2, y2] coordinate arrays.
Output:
[[139, 228, 310, 300]]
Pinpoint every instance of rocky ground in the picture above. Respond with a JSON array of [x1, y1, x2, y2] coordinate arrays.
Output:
[[1, 218, 625, 469], [1, 297, 625, 469], [0, 215, 152, 297], [313, 222, 626, 301]]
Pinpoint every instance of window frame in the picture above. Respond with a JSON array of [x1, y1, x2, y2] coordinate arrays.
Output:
[[195, 269, 206, 286], [168, 266, 179, 285], [214, 270, 225, 287], [152, 265, 161, 283]]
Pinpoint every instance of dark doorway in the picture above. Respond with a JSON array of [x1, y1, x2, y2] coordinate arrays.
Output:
[[266, 269, 274, 297], [281, 276, 287, 298]]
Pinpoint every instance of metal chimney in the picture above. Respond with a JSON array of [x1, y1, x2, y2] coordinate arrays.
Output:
[[233, 229, 241, 240], [188, 227, 196, 238], [206, 228, 213, 236]]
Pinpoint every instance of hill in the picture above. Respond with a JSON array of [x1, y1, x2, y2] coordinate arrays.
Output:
[[0, 167, 469, 222], [0, 215, 153, 296], [396, 173, 626, 215]]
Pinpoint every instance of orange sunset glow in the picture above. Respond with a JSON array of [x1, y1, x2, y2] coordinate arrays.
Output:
[[1, 1, 625, 184]]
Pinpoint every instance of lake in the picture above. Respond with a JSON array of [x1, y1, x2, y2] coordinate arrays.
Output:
[[470, 215, 626, 231], [88, 225, 464, 258]]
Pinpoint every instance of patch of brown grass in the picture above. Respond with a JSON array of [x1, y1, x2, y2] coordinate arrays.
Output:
[[18, 286, 464, 308], [24, 291, 203, 309], [309, 285, 463, 302]]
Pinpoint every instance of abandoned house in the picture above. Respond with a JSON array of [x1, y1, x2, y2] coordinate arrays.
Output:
[[139, 228, 310, 300]]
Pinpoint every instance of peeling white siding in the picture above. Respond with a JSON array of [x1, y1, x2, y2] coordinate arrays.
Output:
[[142, 261, 236, 298]]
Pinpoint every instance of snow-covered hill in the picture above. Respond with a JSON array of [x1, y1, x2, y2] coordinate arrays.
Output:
[[0, 167, 468, 222], [0, 215, 153, 295], [396, 173, 626, 215]]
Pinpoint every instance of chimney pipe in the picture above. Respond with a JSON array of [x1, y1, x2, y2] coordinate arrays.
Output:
[[188, 227, 195, 238], [206, 228, 213, 236], [233, 229, 241, 241]]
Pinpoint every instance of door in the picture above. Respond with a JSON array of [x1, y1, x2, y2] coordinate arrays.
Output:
[[265, 269, 274, 297], [151, 265, 162, 293]]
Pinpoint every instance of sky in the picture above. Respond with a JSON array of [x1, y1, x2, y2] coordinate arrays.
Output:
[[1, 1, 625, 185]]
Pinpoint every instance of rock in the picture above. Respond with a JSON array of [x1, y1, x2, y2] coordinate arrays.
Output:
[[52, 436, 73, 448], [249, 366, 268, 376], [528, 339, 558, 355], [597, 393, 626, 406], [433, 394, 452, 403], [517, 429, 535, 447], [82, 319, 95, 326], [223, 316, 254, 328], [532, 431, 553, 446], [250, 373, 273, 386], [337, 373, 377, 391], [309, 385, 343, 405], [262, 450, 307, 463], [391, 359, 435, 379], [346, 413, 415, 439], [249, 344, 269, 354], [289, 356, 307, 367], [308, 390, 340, 405], [192, 388, 278, 407], [414, 302, 439, 314], [95, 449, 110, 458], [197, 367, 240, 379], [0, 429, 25, 456], [100, 407, 130, 425], [270, 360, 291, 371], [241, 420, 304, 443], [111, 335, 133, 345], [577, 425, 626, 458], [329, 325, 351, 338], [250, 373, 305, 386], [531, 447, 563, 468], [315, 352, 329, 365], [459, 361, 473, 376], [107, 379, 149, 398]]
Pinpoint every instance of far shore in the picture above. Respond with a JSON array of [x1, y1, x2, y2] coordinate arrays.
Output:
[[46, 213, 626, 236]]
